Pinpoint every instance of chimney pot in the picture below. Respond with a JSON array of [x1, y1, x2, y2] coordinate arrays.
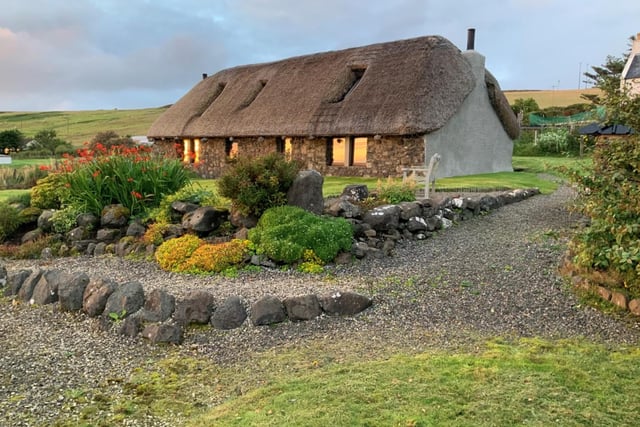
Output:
[[202, 73, 208, 80], [467, 28, 476, 50]]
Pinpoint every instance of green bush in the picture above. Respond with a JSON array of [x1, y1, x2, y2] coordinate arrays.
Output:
[[146, 185, 219, 224], [217, 154, 300, 218], [51, 205, 84, 234], [249, 206, 353, 264], [376, 177, 416, 204], [0, 204, 22, 243], [30, 173, 70, 209]]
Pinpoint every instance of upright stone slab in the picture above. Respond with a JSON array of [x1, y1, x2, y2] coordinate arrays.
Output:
[[136, 288, 175, 322], [287, 170, 324, 215], [4, 270, 31, 297]]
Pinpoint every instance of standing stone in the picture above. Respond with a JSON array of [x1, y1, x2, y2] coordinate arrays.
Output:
[[173, 290, 215, 325], [283, 294, 322, 321], [58, 272, 91, 312], [287, 170, 324, 215], [103, 281, 145, 319], [83, 277, 118, 317], [318, 291, 372, 316], [250, 295, 287, 326], [210, 296, 247, 329]]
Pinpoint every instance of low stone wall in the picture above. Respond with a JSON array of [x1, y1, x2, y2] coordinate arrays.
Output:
[[0, 265, 372, 345]]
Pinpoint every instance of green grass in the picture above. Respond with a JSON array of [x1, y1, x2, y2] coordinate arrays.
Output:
[[0, 107, 167, 146], [0, 189, 29, 203], [0, 158, 56, 169], [48, 337, 640, 426], [512, 156, 592, 174]]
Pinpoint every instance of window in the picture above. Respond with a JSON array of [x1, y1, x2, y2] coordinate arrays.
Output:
[[326, 137, 367, 166], [351, 137, 367, 165], [225, 138, 238, 159], [183, 138, 194, 163], [331, 137, 346, 166]]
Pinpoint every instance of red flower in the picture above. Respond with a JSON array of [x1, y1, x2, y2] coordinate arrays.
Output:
[[131, 191, 143, 199], [39, 165, 50, 171], [92, 170, 101, 178]]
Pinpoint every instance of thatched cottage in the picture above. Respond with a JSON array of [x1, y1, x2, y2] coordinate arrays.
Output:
[[148, 30, 518, 178], [621, 32, 640, 96]]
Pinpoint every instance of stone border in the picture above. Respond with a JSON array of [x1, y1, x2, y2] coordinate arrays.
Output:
[[0, 265, 372, 345]]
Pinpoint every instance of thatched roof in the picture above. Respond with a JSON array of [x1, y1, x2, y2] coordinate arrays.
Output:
[[485, 70, 520, 139], [149, 35, 515, 138]]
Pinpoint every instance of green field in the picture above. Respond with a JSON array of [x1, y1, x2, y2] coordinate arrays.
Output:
[[0, 107, 167, 146]]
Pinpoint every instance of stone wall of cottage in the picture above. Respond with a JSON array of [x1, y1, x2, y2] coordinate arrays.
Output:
[[154, 135, 425, 179]]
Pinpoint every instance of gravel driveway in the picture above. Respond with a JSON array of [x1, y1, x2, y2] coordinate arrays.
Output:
[[1, 185, 639, 425]]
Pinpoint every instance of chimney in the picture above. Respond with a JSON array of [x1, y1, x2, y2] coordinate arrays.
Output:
[[202, 73, 208, 80], [467, 28, 476, 50]]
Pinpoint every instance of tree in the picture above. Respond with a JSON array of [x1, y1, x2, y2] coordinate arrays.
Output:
[[0, 129, 24, 153], [32, 129, 72, 156]]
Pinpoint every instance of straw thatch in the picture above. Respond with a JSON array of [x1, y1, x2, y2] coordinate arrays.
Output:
[[485, 70, 520, 139], [149, 35, 501, 138]]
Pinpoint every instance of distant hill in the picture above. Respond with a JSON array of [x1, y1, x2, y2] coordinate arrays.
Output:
[[0, 107, 168, 147], [503, 88, 602, 109]]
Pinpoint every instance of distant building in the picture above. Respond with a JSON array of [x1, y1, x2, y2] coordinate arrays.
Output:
[[621, 32, 640, 95], [148, 30, 518, 179]]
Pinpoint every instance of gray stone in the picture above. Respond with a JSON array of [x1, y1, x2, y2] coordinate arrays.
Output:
[[406, 216, 428, 233], [137, 288, 175, 322], [229, 209, 259, 229], [398, 201, 422, 221], [250, 295, 287, 326], [37, 210, 55, 232], [325, 199, 362, 219], [17, 269, 44, 302], [21, 229, 43, 244], [171, 200, 199, 215], [58, 272, 90, 312], [173, 290, 215, 325], [82, 277, 118, 317], [96, 228, 121, 242], [340, 184, 369, 202], [85, 242, 97, 256], [283, 294, 322, 321], [142, 323, 183, 345], [334, 252, 353, 265], [103, 281, 145, 318], [126, 222, 146, 237], [182, 206, 228, 233], [93, 242, 107, 256], [210, 296, 247, 329], [287, 170, 324, 215], [118, 316, 143, 337], [319, 291, 372, 316], [4, 269, 31, 297], [352, 242, 369, 259], [0, 264, 6, 288], [31, 269, 67, 305], [419, 199, 439, 218], [68, 226, 91, 241], [382, 239, 395, 256], [478, 195, 500, 211], [362, 204, 401, 231], [76, 213, 99, 228], [101, 204, 130, 228]]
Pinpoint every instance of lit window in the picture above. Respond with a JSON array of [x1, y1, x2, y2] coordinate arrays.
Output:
[[225, 138, 238, 159], [193, 138, 201, 163], [332, 137, 346, 165], [352, 137, 367, 165], [183, 138, 194, 163]]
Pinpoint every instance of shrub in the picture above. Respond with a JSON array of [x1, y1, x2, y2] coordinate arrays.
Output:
[[376, 177, 416, 204], [184, 239, 251, 273], [30, 173, 70, 209], [217, 153, 300, 217], [146, 185, 219, 224], [89, 131, 134, 151], [0, 236, 58, 259], [0, 204, 22, 242], [155, 234, 203, 272], [249, 206, 353, 264], [142, 222, 173, 246], [6, 192, 31, 207], [51, 205, 83, 234]]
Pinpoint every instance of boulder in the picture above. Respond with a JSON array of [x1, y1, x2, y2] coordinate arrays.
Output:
[[68, 226, 91, 241], [37, 210, 55, 232], [142, 323, 183, 345], [340, 184, 369, 202], [101, 204, 130, 228], [362, 205, 401, 232], [58, 272, 90, 312], [171, 201, 199, 215], [325, 199, 362, 219], [31, 269, 67, 305], [76, 213, 100, 228], [250, 295, 287, 326], [83, 277, 118, 317], [210, 296, 247, 329], [96, 228, 121, 242], [182, 206, 228, 234], [21, 229, 43, 244], [478, 195, 500, 211], [126, 221, 146, 237], [283, 294, 322, 321], [406, 216, 428, 233], [0, 264, 6, 288], [4, 269, 31, 297], [173, 290, 215, 325], [103, 281, 145, 319], [287, 170, 324, 215], [17, 269, 44, 302], [136, 288, 176, 322], [419, 199, 439, 218], [118, 316, 143, 337], [629, 299, 640, 316], [318, 291, 372, 316], [229, 209, 259, 229], [398, 201, 422, 221]]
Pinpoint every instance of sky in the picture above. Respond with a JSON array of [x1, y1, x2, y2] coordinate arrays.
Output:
[[1, 0, 639, 111]]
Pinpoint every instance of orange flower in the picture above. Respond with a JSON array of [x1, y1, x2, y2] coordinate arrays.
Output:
[[38, 165, 50, 171], [92, 170, 101, 178], [131, 191, 143, 199]]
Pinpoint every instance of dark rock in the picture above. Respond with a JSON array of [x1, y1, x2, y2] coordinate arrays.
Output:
[[352, 242, 369, 259], [173, 290, 215, 325], [325, 199, 362, 219], [419, 199, 439, 218], [21, 229, 43, 244], [171, 200, 199, 215], [68, 226, 91, 241], [287, 170, 324, 215], [17, 269, 44, 302], [0, 264, 7, 288], [83, 277, 118, 317], [101, 204, 130, 228], [250, 295, 287, 326], [4, 269, 31, 297], [137, 288, 175, 322], [142, 323, 183, 345], [97, 228, 121, 242], [210, 296, 247, 329], [382, 240, 395, 256], [70, 240, 96, 253], [31, 269, 67, 305], [58, 272, 90, 312], [406, 216, 428, 232], [93, 242, 107, 256], [398, 201, 422, 221], [118, 316, 143, 337], [37, 210, 55, 232], [103, 281, 145, 318], [85, 242, 96, 256], [229, 209, 259, 229], [478, 195, 500, 211], [283, 294, 322, 321], [340, 184, 369, 202], [334, 252, 353, 265], [76, 213, 99, 228], [126, 222, 146, 237], [362, 205, 401, 232], [182, 206, 228, 233], [319, 291, 372, 316], [425, 216, 442, 232]]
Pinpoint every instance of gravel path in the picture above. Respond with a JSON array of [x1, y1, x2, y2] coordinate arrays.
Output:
[[1, 185, 639, 425]]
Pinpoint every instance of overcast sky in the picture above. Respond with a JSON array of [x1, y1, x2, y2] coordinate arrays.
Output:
[[1, 0, 638, 111]]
